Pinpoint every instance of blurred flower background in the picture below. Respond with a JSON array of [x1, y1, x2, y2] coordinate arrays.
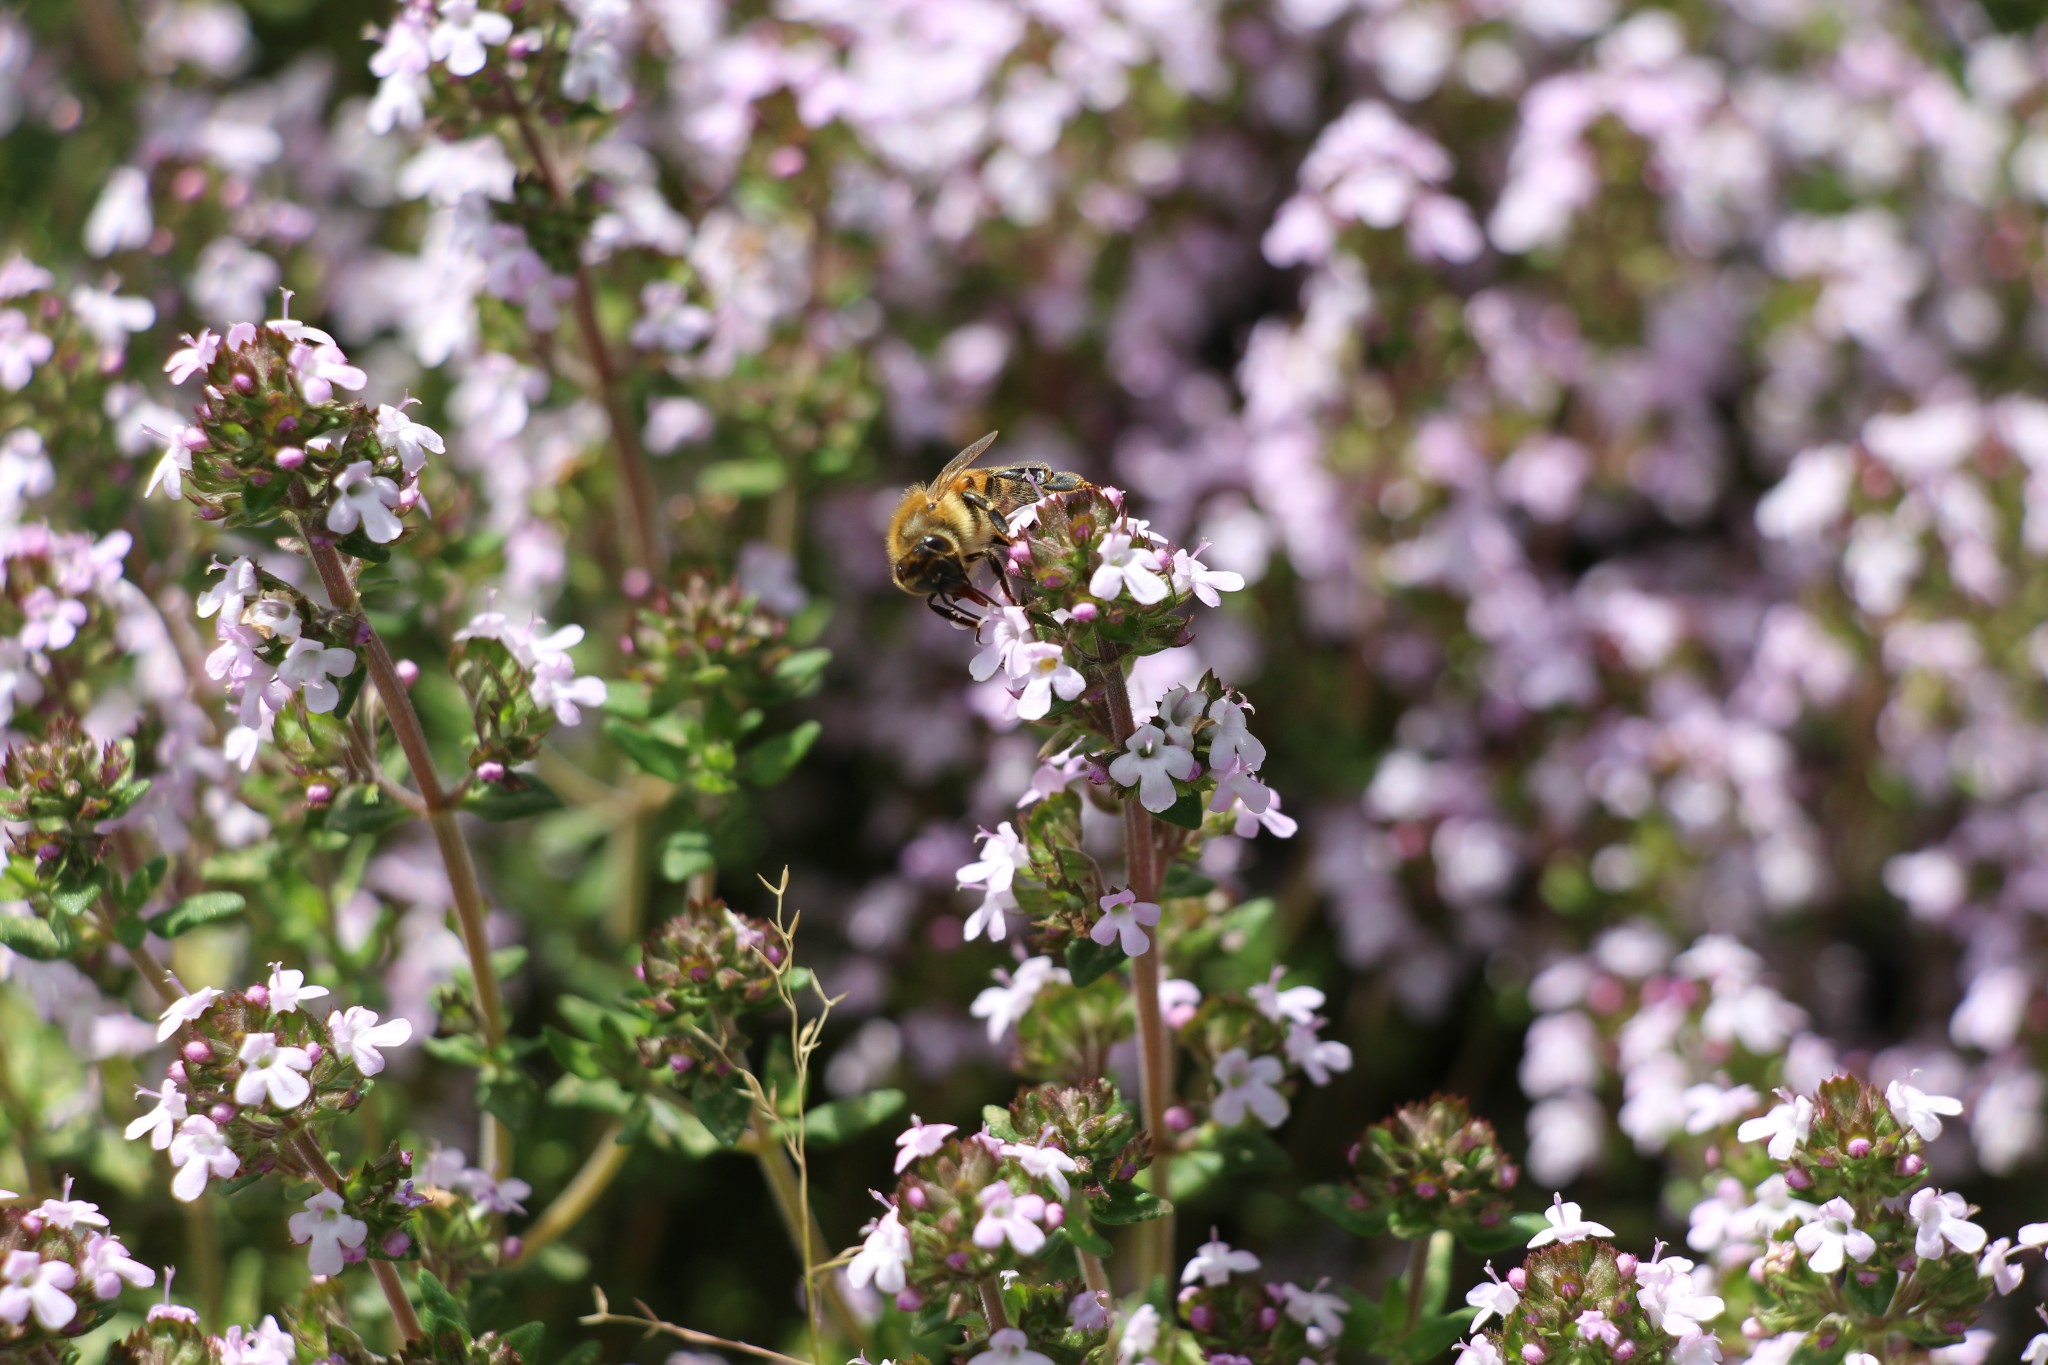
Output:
[[11, 0, 2048, 1358]]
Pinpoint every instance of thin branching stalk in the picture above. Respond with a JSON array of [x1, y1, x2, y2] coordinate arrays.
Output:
[[582, 1289, 812, 1365], [291, 1132, 423, 1343], [304, 536, 510, 1178], [98, 900, 181, 1005]]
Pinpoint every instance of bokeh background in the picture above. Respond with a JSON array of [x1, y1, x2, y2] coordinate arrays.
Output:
[[10, 0, 2048, 1355]]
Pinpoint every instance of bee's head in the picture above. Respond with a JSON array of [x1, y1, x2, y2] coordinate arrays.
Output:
[[893, 533, 969, 596]]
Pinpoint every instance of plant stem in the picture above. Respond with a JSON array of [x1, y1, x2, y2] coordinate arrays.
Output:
[[292, 1133, 423, 1343], [511, 1119, 632, 1264], [746, 1111, 867, 1351], [1096, 663, 1177, 1282], [508, 110, 663, 581], [1405, 1233, 1430, 1331], [978, 1276, 1011, 1331], [305, 539, 510, 1179], [582, 1289, 815, 1365], [1078, 1247, 1112, 1297]]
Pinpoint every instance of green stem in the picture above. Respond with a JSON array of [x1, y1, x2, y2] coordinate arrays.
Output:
[[747, 1111, 868, 1353], [306, 539, 510, 1180], [1097, 663, 1176, 1284], [511, 1119, 632, 1264]]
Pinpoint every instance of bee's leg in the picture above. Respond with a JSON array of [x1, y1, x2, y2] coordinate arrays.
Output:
[[925, 594, 981, 629], [992, 465, 1093, 495], [960, 489, 1013, 546]]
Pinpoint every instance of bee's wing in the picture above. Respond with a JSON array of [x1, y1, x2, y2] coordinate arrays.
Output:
[[927, 431, 1000, 501]]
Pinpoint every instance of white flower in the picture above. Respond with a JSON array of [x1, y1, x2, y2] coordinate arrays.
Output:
[[1979, 1237, 2022, 1295], [1211, 1049, 1289, 1128], [1090, 888, 1162, 957], [1466, 1267, 1519, 1330], [970, 607, 1033, 682], [165, 329, 220, 385], [1009, 642, 1086, 721], [1107, 723, 1196, 813], [1886, 1078, 1964, 1142], [1154, 686, 1207, 748], [972, 1182, 1048, 1255], [326, 462, 405, 544], [427, 0, 511, 77], [1205, 697, 1266, 772], [1169, 546, 1244, 607], [278, 639, 358, 714], [234, 1031, 314, 1110], [967, 1329, 1055, 1365], [168, 1115, 240, 1201], [290, 343, 366, 405], [1527, 1193, 1616, 1247], [959, 823, 1027, 899], [1635, 1253, 1724, 1336], [1181, 1235, 1260, 1286], [1249, 966, 1324, 1026], [0, 1250, 77, 1331], [1285, 1021, 1353, 1086], [126, 1080, 188, 1150], [1909, 1188, 1987, 1260], [375, 402, 444, 475], [2028, 1334, 2048, 1365], [1000, 1128, 1079, 1199], [196, 556, 259, 623], [289, 1190, 368, 1277], [265, 962, 330, 1014], [145, 425, 205, 500], [78, 1234, 153, 1299], [1455, 1342, 1505, 1365], [84, 166, 153, 258], [35, 1184, 108, 1230], [1089, 529, 1169, 604], [1116, 1305, 1161, 1365], [969, 957, 1067, 1043], [893, 1116, 957, 1174], [155, 986, 222, 1042], [1792, 1198, 1877, 1274], [0, 310, 51, 391], [1736, 1092, 1814, 1161], [327, 1007, 413, 1076], [218, 1315, 295, 1365], [846, 1205, 911, 1295], [1281, 1280, 1347, 1347]]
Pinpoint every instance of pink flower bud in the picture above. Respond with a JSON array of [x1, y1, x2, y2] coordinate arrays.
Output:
[[501, 1237, 522, 1261], [245, 984, 269, 1008], [183, 1041, 210, 1064], [303, 1042, 322, 1064], [1257, 1307, 1279, 1331], [905, 1185, 927, 1210], [1188, 1305, 1214, 1333], [766, 146, 806, 178], [1900, 1153, 1924, 1176], [1614, 1254, 1638, 1280], [276, 416, 297, 436], [895, 1289, 923, 1312], [1071, 601, 1098, 623], [232, 372, 254, 393], [396, 486, 421, 513], [167, 1062, 188, 1083], [274, 446, 304, 470], [353, 619, 374, 645], [1044, 1202, 1065, 1229], [1614, 1343, 1635, 1362], [667, 1053, 692, 1074], [172, 166, 209, 201], [19, 1214, 43, 1236], [1846, 1137, 1871, 1158], [476, 761, 506, 784], [1521, 1346, 1547, 1364], [395, 659, 420, 686], [1784, 1166, 1813, 1189], [306, 783, 333, 806], [623, 568, 653, 600], [1165, 1105, 1194, 1132], [1507, 1268, 1527, 1292], [209, 1102, 236, 1125], [343, 1244, 366, 1265], [1415, 1181, 1440, 1199], [382, 1231, 411, 1257], [946, 1252, 969, 1272]]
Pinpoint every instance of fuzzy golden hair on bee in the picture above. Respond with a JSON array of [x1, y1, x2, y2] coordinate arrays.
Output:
[[885, 432, 1092, 627]]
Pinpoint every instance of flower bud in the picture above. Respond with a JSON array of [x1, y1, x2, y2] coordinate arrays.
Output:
[[1521, 1347, 1546, 1364], [1846, 1137, 1871, 1158], [209, 1102, 236, 1125], [1613, 1344, 1635, 1362], [1165, 1105, 1194, 1132], [501, 1237, 522, 1261], [1071, 601, 1098, 622], [1507, 1268, 1527, 1292], [306, 783, 333, 806], [1189, 1305, 1214, 1333], [275, 446, 305, 470], [183, 1040, 211, 1064], [1257, 1306, 1279, 1331], [895, 1289, 923, 1312], [1613, 1253, 1637, 1280], [245, 984, 269, 1008], [382, 1231, 411, 1257], [1900, 1153, 1924, 1176], [904, 1185, 927, 1210], [476, 761, 506, 784], [395, 659, 420, 686], [1044, 1202, 1065, 1228]]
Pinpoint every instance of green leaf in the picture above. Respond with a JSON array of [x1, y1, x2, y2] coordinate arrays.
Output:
[[462, 779, 564, 821], [1454, 1212, 1551, 1256], [1093, 1182, 1171, 1225], [982, 1105, 1021, 1142], [1302, 1183, 1390, 1239], [1419, 1230, 1455, 1318], [325, 787, 413, 837], [479, 1068, 539, 1129], [793, 1088, 905, 1147], [600, 680, 652, 719], [48, 875, 102, 919], [330, 659, 369, 722], [1063, 1221, 1113, 1257], [422, 1034, 488, 1067], [334, 531, 392, 564], [640, 1095, 719, 1157], [1153, 789, 1206, 831], [772, 648, 831, 695], [146, 891, 248, 939], [501, 1322, 544, 1365], [692, 1078, 754, 1147], [700, 458, 787, 499], [554, 1342, 602, 1365], [605, 720, 691, 783], [1843, 1265, 1898, 1319], [0, 914, 62, 960], [111, 912, 146, 950], [1339, 1287, 1382, 1351], [1064, 935, 1124, 987], [417, 1271, 466, 1337], [1160, 863, 1216, 899], [658, 830, 715, 883], [116, 856, 169, 914], [543, 1027, 602, 1080], [547, 1075, 635, 1116], [742, 720, 820, 786], [1401, 1309, 1478, 1362]]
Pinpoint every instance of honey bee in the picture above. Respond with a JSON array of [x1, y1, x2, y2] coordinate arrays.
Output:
[[888, 431, 1091, 626]]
